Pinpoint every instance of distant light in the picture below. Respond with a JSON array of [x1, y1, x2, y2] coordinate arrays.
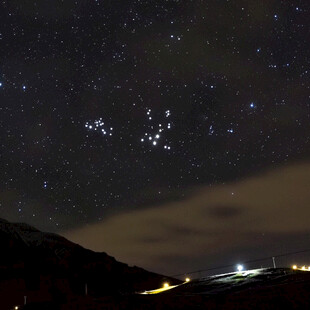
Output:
[[15, 307, 19, 310], [185, 277, 190, 282], [302, 266, 306, 270], [237, 264, 244, 272], [292, 265, 297, 270], [308, 266, 310, 271], [163, 282, 169, 288]]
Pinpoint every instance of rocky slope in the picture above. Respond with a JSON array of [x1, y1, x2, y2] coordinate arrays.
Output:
[[0, 218, 179, 309]]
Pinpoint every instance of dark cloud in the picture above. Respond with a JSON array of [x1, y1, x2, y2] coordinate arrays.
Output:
[[205, 205, 244, 219]]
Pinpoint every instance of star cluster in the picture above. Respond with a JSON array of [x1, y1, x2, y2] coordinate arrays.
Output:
[[85, 118, 113, 137], [140, 108, 172, 150], [0, 0, 309, 231]]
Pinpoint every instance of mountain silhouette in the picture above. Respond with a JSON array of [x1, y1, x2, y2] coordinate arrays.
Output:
[[0, 218, 179, 309]]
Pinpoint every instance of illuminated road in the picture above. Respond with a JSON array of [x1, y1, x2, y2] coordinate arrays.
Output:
[[141, 278, 190, 295], [141, 284, 181, 295]]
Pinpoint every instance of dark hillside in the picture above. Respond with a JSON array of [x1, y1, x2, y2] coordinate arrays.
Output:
[[0, 218, 179, 309]]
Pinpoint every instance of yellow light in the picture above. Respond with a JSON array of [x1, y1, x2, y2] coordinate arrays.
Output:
[[302, 266, 306, 270], [163, 283, 169, 288], [308, 266, 310, 271], [15, 307, 19, 310], [292, 265, 297, 270], [185, 277, 190, 282]]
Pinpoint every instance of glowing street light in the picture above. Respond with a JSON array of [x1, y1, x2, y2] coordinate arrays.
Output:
[[185, 277, 190, 282], [163, 283, 169, 288], [292, 265, 297, 270], [237, 264, 244, 272], [301, 266, 306, 271]]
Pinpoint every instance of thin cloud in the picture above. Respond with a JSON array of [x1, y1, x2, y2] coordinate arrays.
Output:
[[63, 162, 310, 274]]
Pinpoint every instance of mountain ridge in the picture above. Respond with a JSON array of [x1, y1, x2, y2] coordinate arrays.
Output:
[[0, 217, 179, 309]]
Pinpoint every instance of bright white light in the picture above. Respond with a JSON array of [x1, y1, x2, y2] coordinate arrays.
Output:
[[153, 141, 157, 146], [165, 110, 171, 117], [237, 264, 243, 272]]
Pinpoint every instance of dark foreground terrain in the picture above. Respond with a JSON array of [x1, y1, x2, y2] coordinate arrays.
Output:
[[1, 217, 310, 309], [7, 268, 310, 309], [55, 268, 310, 309], [0, 218, 179, 310]]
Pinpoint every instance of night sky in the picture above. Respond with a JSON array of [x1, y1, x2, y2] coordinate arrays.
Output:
[[1, 1, 310, 273]]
